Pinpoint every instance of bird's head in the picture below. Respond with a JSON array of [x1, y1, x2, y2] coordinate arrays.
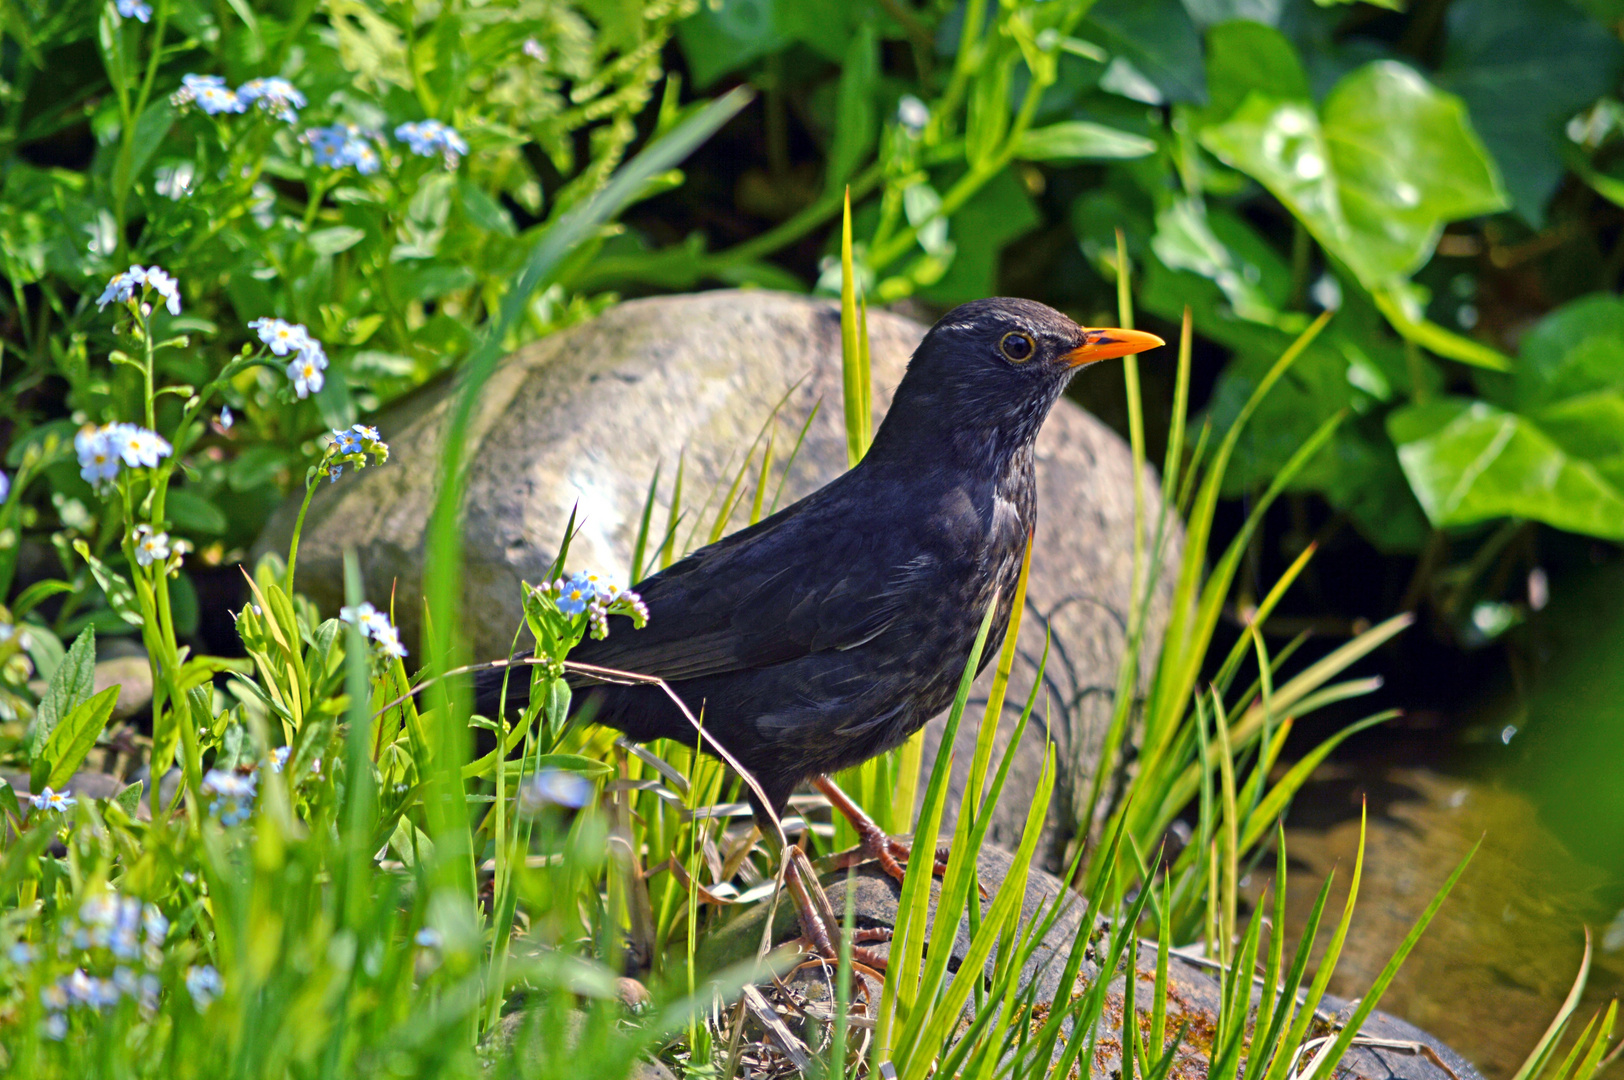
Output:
[[873, 297, 1164, 466]]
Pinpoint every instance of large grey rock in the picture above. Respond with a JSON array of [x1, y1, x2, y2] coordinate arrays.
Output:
[[701, 846, 1484, 1080], [258, 290, 1180, 858]]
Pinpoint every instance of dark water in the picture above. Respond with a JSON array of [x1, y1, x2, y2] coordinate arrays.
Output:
[[1255, 764, 1623, 1080], [1253, 560, 1624, 1080]]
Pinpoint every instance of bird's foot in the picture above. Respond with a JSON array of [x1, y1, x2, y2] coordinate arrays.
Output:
[[784, 846, 891, 974], [813, 775, 974, 893]]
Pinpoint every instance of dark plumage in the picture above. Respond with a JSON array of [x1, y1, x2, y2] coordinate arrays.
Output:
[[477, 297, 1163, 824]]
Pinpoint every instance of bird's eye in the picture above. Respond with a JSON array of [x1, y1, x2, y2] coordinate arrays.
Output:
[[1000, 331, 1035, 363]]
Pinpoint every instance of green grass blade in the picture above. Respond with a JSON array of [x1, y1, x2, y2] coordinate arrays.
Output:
[[1511, 930, 1594, 1080], [1304, 838, 1479, 1080], [1570, 1000, 1617, 1080], [1237, 710, 1396, 853], [840, 186, 868, 469], [901, 749, 1054, 1080], [1247, 863, 1334, 1080], [1261, 803, 1366, 1080], [630, 462, 661, 583], [768, 400, 820, 515], [749, 427, 775, 526], [1147, 312, 1333, 745], [877, 595, 1000, 1057], [1547, 1014, 1603, 1080]]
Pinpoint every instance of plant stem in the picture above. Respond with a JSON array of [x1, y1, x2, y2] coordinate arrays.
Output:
[[284, 468, 323, 595]]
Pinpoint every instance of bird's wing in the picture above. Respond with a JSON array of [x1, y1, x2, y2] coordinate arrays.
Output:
[[570, 486, 936, 684]]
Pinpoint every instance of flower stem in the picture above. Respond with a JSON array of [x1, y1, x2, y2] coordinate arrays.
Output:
[[284, 462, 324, 595]]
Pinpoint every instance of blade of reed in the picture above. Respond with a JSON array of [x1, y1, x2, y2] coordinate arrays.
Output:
[[1568, 1000, 1617, 1080]]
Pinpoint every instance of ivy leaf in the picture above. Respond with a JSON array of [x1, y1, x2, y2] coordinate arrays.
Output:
[[1150, 198, 1283, 325], [1086, 0, 1207, 104], [1201, 19, 1309, 123], [1389, 398, 1624, 539], [1202, 62, 1507, 293], [1511, 293, 1624, 407], [1439, 0, 1624, 227]]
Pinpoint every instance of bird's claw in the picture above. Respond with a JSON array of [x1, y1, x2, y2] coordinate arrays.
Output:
[[812, 774, 990, 898]]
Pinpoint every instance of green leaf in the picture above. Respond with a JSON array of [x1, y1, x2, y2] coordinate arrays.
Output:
[[41, 686, 119, 791], [916, 167, 1039, 305], [1087, 0, 1207, 105], [0, 778, 22, 823], [166, 488, 229, 535], [125, 100, 175, 191], [1532, 393, 1624, 489], [675, 0, 789, 87], [1201, 61, 1507, 292], [228, 446, 293, 490], [112, 781, 143, 818], [71, 540, 143, 626], [1513, 293, 1624, 406], [30, 627, 95, 772], [1151, 198, 1281, 324], [1389, 398, 1624, 540], [9, 579, 73, 618], [1439, 0, 1624, 226], [1201, 19, 1309, 123], [1183, 0, 1287, 26], [1016, 120, 1156, 161], [826, 21, 878, 193], [458, 179, 515, 237], [394, 261, 477, 302], [309, 225, 367, 256]]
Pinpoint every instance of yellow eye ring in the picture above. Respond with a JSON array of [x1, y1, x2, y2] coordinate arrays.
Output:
[[1000, 331, 1036, 362]]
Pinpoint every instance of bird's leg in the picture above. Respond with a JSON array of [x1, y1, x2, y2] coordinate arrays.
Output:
[[813, 775, 953, 885], [784, 845, 891, 972]]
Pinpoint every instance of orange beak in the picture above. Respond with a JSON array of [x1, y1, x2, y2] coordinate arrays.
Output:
[[1063, 327, 1166, 367]]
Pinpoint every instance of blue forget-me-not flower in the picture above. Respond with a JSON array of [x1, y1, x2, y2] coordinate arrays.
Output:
[[237, 77, 306, 122], [395, 120, 469, 167]]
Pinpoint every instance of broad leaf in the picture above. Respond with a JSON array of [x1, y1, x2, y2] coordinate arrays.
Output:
[[1389, 398, 1624, 540], [1087, 0, 1207, 105], [1200, 61, 1506, 291], [1511, 293, 1624, 407], [1151, 198, 1282, 324], [1440, 0, 1624, 226], [1202, 19, 1308, 123]]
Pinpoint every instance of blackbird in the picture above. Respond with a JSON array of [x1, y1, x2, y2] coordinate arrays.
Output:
[[477, 297, 1162, 912]]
